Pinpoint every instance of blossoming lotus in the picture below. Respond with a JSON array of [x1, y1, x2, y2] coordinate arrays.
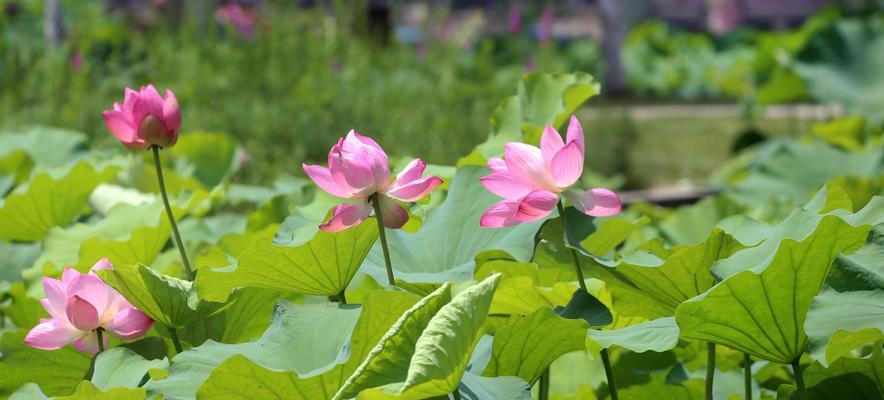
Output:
[[303, 130, 443, 232], [24, 259, 154, 354], [102, 84, 181, 150], [480, 116, 621, 228]]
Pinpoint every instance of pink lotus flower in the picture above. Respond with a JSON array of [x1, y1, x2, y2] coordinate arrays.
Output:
[[303, 130, 443, 232], [102, 85, 181, 150], [479, 116, 621, 228], [25, 259, 154, 355]]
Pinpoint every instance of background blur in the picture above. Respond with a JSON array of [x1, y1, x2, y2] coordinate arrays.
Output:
[[2, 0, 883, 189]]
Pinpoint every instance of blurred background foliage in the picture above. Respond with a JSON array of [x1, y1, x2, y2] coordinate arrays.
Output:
[[0, 0, 882, 188]]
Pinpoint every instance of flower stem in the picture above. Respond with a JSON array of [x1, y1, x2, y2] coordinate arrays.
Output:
[[792, 358, 807, 400], [556, 200, 617, 400], [168, 327, 184, 354], [370, 193, 396, 286], [706, 342, 716, 400], [96, 328, 105, 353], [539, 368, 550, 400], [151, 145, 193, 280], [744, 353, 752, 400]]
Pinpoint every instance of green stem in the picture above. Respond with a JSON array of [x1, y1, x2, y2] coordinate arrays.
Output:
[[451, 389, 461, 400], [557, 200, 617, 400], [792, 358, 807, 400], [706, 342, 716, 400], [600, 348, 618, 400], [539, 368, 550, 400], [338, 290, 347, 304], [168, 327, 184, 354], [370, 193, 396, 286], [152, 145, 194, 280], [96, 328, 105, 353], [744, 353, 752, 400]]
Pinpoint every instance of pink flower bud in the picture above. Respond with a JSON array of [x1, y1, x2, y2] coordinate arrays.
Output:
[[102, 85, 181, 150]]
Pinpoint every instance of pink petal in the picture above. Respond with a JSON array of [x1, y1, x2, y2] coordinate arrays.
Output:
[[67, 274, 116, 322], [565, 116, 585, 156], [487, 157, 507, 173], [319, 202, 373, 233], [72, 331, 107, 355], [42, 277, 67, 320], [550, 141, 584, 188], [162, 90, 181, 145], [564, 188, 622, 217], [376, 195, 409, 229], [129, 85, 164, 125], [479, 200, 521, 228], [106, 308, 154, 340], [65, 295, 100, 331], [480, 173, 534, 200], [515, 190, 559, 222], [329, 143, 379, 198], [393, 159, 427, 186], [386, 175, 443, 202], [102, 110, 148, 150], [342, 130, 390, 191], [25, 319, 80, 351], [303, 164, 354, 198], [504, 142, 554, 190], [61, 268, 80, 284], [90, 258, 114, 273], [540, 125, 565, 164]]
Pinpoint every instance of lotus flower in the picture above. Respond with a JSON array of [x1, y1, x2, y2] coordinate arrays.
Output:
[[25, 259, 154, 355], [102, 85, 181, 150], [303, 130, 443, 232], [479, 116, 621, 228]]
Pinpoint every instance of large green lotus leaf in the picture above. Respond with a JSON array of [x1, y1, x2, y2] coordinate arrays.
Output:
[[0, 127, 88, 168], [56, 381, 146, 400], [776, 347, 884, 400], [713, 195, 884, 279], [457, 72, 600, 166], [619, 375, 705, 400], [357, 274, 500, 399], [168, 131, 240, 188], [334, 284, 452, 399], [96, 264, 226, 329], [483, 307, 588, 384], [459, 373, 531, 400], [158, 290, 420, 399], [362, 167, 544, 283], [724, 140, 883, 209], [829, 225, 884, 291], [487, 275, 573, 316], [196, 218, 378, 301], [0, 329, 91, 396], [676, 216, 870, 364], [0, 161, 117, 241], [586, 317, 680, 355], [587, 229, 746, 320], [805, 289, 884, 367], [147, 300, 363, 399], [0, 149, 34, 185], [91, 348, 168, 391], [177, 287, 280, 345], [533, 208, 645, 272], [177, 213, 248, 247], [31, 201, 169, 275]]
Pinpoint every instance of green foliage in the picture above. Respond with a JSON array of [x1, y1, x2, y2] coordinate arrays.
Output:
[[483, 307, 588, 384], [676, 215, 871, 363], [0, 330, 91, 397], [0, 161, 117, 241], [97, 264, 226, 330], [196, 218, 377, 300], [361, 167, 543, 283]]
